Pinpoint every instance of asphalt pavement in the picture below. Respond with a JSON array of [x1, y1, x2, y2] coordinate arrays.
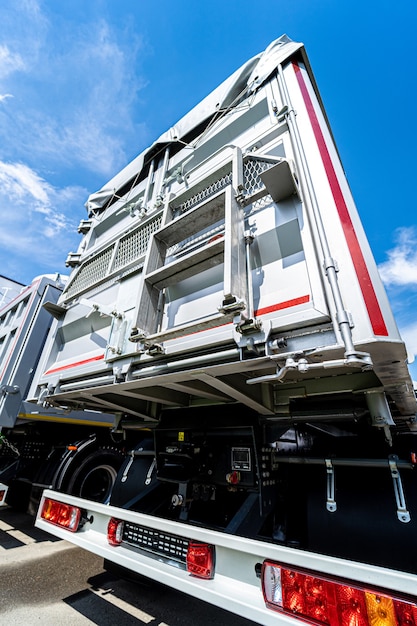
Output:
[[0, 506, 258, 625]]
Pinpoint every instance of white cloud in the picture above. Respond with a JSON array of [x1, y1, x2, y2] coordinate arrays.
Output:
[[0, 3, 149, 283], [0, 161, 50, 204], [377, 227, 417, 377], [0, 44, 25, 79], [0, 160, 86, 281], [378, 227, 417, 287], [399, 320, 417, 365], [0, 6, 147, 178]]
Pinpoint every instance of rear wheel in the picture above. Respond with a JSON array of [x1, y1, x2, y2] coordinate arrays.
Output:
[[65, 447, 124, 503]]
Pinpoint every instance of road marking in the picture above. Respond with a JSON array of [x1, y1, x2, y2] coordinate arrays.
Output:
[[7, 529, 37, 544], [90, 586, 155, 623], [0, 520, 14, 531]]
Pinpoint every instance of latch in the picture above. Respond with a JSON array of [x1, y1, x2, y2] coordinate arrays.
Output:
[[145, 458, 156, 485], [235, 317, 263, 335], [218, 296, 246, 315], [388, 455, 411, 523], [325, 459, 337, 512], [129, 327, 147, 343], [0, 385, 19, 395], [121, 451, 135, 483], [121, 449, 156, 485]]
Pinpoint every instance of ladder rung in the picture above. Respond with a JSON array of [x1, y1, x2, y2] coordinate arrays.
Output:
[[145, 237, 224, 288], [144, 311, 234, 344]]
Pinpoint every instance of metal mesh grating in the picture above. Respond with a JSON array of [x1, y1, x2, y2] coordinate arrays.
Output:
[[166, 222, 224, 259], [243, 158, 274, 197], [65, 246, 114, 299], [113, 215, 162, 271], [172, 171, 232, 215], [123, 522, 189, 566]]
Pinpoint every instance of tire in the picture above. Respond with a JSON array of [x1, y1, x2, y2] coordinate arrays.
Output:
[[65, 447, 125, 503]]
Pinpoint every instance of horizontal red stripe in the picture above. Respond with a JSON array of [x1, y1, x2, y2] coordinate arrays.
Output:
[[293, 62, 388, 337], [44, 353, 105, 376], [255, 295, 310, 316]]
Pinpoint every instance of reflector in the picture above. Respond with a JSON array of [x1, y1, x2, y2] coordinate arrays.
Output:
[[186, 542, 215, 579], [107, 517, 124, 546]]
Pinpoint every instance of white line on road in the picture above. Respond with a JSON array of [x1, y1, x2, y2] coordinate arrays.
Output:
[[6, 529, 37, 544], [89, 586, 156, 624]]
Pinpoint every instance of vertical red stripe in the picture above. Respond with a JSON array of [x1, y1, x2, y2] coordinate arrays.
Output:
[[293, 62, 388, 336]]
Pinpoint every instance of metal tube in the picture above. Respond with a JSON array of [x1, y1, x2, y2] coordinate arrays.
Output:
[[273, 456, 414, 470], [143, 158, 155, 209], [154, 147, 170, 207], [276, 64, 367, 364], [245, 232, 255, 319], [131, 348, 240, 379]]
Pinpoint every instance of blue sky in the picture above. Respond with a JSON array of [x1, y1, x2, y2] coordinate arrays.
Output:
[[0, 0, 417, 376]]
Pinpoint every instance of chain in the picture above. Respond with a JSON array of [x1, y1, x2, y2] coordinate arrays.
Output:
[[0, 432, 20, 457]]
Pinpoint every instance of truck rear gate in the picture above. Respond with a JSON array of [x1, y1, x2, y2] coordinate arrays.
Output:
[[29, 37, 415, 427], [31, 35, 417, 623]]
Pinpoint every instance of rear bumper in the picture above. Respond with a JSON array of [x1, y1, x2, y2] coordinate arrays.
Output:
[[36, 488, 417, 625]]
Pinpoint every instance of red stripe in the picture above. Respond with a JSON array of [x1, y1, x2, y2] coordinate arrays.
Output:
[[293, 62, 388, 336], [255, 295, 310, 316], [44, 353, 105, 375]]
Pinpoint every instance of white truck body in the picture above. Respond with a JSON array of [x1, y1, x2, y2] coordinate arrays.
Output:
[[33, 35, 417, 623]]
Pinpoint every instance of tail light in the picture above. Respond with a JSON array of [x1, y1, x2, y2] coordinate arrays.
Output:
[[0, 484, 8, 504], [262, 561, 417, 625], [107, 517, 124, 546], [186, 542, 215, 579], [40, 498, 81, 532]]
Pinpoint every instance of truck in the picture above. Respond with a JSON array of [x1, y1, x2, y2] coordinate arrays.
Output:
[[0, 274, 122, 513], [31, 34, 417, 624]]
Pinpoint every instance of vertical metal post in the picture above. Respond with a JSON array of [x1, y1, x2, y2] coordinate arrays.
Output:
[[276, 64, 369, 366], [222, 148, 247, 312]]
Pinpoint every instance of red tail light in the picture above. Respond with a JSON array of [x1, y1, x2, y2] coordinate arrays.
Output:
[[186, 542, 215, 579], [40, 498, 81, 532], [107, 517, 124, 546], [262, 561, 417, 625]]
